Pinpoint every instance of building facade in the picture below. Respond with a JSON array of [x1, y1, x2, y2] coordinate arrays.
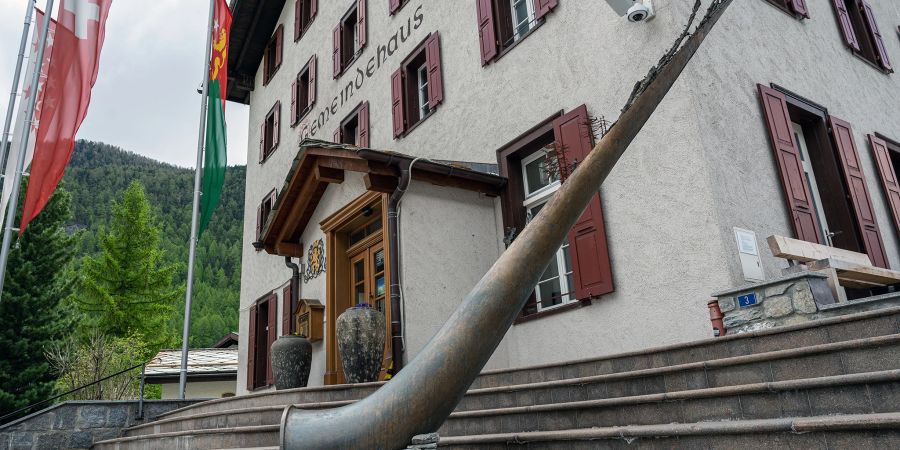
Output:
[[227, 0, 900, 395]]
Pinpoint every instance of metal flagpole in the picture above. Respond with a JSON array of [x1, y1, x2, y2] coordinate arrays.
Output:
[[0, 0, 54, 302], [179, 0, 216, 399], [0, 1, 37, 209]]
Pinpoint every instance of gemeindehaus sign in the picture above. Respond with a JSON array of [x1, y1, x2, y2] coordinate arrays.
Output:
[[297, 4, 425, 140]]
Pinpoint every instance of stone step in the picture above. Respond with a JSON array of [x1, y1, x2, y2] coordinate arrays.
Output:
[[471, 305, 900, 389], [91, 425, 280, 450], [439, 370, 900, 436], [121, 333, 900, 437], [433, 413, 900, 449]]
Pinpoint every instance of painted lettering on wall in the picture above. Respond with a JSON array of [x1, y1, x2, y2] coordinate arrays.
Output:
[[298, 4, 425, 140]]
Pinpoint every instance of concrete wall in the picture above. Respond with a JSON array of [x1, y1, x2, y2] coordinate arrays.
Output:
[[237, 0, 900, 392], [0, 400, 201, 450], [159, 379, 236, 400]]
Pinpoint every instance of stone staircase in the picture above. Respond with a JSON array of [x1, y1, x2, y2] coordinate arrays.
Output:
[[93, 306, 900, 449]]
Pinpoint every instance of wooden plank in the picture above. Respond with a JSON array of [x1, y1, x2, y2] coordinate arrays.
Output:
[[808, 258, 900, 285], [314, 165, 345, 184], [767, 235, 871, 266], [364, 174, 399, 193]]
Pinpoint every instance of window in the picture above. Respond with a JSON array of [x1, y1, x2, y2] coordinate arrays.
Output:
[[258, 102, 281, 162], [247, 293, 277, 390], [291, 56, 317, 125], [333, 0, 367, 78], [476, 0, 557, 65], [294, 0, 318, 41], [389, 0, 410, 15], [757, 84, 889, 269], [256, 189, 277, 247], [391, 33, 443, 138], [335, 102, 370, 147], [832, 0, 893, 72], [763, 0, 809, 18], [869, 135, 900, 241], [263, 25, 284, 85], [497, 105, 614, 321]]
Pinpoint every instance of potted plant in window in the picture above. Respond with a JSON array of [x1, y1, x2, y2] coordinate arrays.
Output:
[[271, 331, 313, 390], [336, 303, 385, 383]]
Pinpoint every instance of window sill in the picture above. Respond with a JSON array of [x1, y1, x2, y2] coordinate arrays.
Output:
[[514, 297, 593, 325], [488, 20, 544, 66], [848, 50, 893, 75], [292, 105, 316, 128], [397, 108, 437, 139]]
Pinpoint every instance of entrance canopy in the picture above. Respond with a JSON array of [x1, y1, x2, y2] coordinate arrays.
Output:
[[258, 139, 507, 257]]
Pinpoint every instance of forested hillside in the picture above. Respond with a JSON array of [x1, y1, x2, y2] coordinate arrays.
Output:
[[64, 140, 245, 347]]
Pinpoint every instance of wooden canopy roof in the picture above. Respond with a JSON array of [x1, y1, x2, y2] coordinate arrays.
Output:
[[259, 140, 507, 257]]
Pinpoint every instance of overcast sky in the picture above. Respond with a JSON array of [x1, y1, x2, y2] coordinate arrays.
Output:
[[0, 0, 250, 168]]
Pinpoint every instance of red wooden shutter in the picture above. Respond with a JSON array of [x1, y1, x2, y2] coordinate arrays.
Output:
[[789, 0, 809, 18], [308, 55, 317, 107], [829, 116, 889, 268], [554, 105, 614, 300], [274, 25, 284, 70], [263, 47, 270, 85], [534, 0, 558, 20], [860, 1, 892, 71], [256, 204, 263, 241], [258, 122, 265, 162], [757, 84, 824, 245], [476, 0, 498, 65], [389, 0, 401, 15], [290, 79, 298, 125], [391, 69, 405, 138], [294, 0, 301, 40], [358, 101, 370, 148], [310, 0, 317, 19], [832, 0, 861, 51], [334, 127, 343, 143], [272, 102, 281, 149], [247, 305, 257, 390], [333, 24, 342, 78], [869, 135, 900, 238], [266, 295, 277, 385], [269, 189, 277, 207], [282, 284, 293, 336], [425, 33, 444, 109], [357, 0, 367, 48]]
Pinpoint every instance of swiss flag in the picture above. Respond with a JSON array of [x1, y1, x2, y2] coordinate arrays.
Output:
[[20, 0, 113, 232]]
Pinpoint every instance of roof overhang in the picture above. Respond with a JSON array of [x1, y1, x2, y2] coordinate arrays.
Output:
[[225, 0, 286, 104], [259, 139, 508, 257]]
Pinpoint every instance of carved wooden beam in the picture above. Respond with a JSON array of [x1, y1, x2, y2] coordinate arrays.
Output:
[[282, 2, 734, 448]]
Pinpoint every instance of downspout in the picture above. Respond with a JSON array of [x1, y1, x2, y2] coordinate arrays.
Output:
[[386, 160, 415, 375], [285, 256, 300, 325]]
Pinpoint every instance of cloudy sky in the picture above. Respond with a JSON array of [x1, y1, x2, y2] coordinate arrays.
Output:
[[0, 0, 250, 168]]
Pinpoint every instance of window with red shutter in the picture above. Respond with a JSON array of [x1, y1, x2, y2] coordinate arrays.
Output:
[[757, 84, 824, 245], [282, 284, 293, 336], [262, 25, 283, 85], [258, 122, 265, 163], [829, 117, 889, 268], [247, 304, 257, 390], [273, 102, 281, 149], [393, 32, 443, 138], [294, 0, 317, 42], [257, 189, 277, 246], [869, 135, 900, 240], [357, 0, 367, 48], [308, 56, 317, 106], [831, 0, 893, 71], [337, 102, 368, 146], [292, 56, 317, 125], [477, 0, 556, 65], [763, 0, 809, 19], [266, 294, 277, 386], [261, 102, 280, 162], [335, 1, 366, 78], [475, 0, 498, 65], [332, 24, 342, 78], [358, 101, 370, 148]]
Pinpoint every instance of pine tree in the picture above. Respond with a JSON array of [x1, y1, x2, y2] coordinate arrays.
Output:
[[0, 186, 77, 421], [74, 181, 182, 352]]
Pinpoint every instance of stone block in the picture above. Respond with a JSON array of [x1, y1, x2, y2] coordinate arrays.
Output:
[[763, 295, 793, 318], [764, 282, 793, 297], [723, 307, 763, 328], [717, 296, 736, 312], [70, 430, 95, 449], [792, 283, 818, 314], [35, 432, 70, 449], [54, 407, 76, 430], [20, 412, 52, 431], [76, 405, 108, 429], [105, 406, 130, 427], [411, 433, 439, 445], [9, 432, 33, 450]]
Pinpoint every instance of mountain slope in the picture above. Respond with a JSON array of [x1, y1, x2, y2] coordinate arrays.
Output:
[[64, 140, 245, 347]]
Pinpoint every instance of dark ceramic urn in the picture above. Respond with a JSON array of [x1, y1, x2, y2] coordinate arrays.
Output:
[[270, 335, 312, 390], [336, 306, 385, 383]]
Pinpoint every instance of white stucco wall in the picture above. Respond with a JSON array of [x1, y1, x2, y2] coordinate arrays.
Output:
[[160, 379, 237, 400], [237, 0, 900, 394]]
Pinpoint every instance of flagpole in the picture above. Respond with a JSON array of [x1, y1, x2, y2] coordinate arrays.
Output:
[[179, 0, 216, 400], [0, 1, 37, 204], [0, 0, 54, 302]]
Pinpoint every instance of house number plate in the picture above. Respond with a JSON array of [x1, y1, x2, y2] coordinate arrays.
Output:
[[738, 293, 758, 308]]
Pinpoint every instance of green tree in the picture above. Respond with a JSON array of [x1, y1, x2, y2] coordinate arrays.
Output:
[[0, 186, 77, 421], [73, 181, 182, 351]]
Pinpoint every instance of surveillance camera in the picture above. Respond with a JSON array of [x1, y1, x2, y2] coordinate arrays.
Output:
[[627, 2, 653, 22]]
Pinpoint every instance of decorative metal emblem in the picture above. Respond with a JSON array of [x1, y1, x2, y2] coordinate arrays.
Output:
[[304, 239, 326, 283]]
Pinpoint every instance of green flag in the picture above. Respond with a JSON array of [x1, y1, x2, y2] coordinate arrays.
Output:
[[199, 1, 232, 235]]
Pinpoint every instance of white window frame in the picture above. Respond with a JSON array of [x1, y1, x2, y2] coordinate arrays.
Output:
[[792, 122, 833, 246], [510, 0, 535, 42], [521, 151, 574, 311], [416, 63, 430, 118]]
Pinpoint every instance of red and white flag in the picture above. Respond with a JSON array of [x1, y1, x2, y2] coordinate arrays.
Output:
[[1, 9, 56, 230], [20, 0, 113, 232]]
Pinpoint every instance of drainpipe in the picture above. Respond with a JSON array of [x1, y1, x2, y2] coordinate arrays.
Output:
[[708, 299, 726, 337], [285, 256, 300, 328], [386, 159, 417, 375]]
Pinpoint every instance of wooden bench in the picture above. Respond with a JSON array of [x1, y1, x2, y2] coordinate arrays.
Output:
[[767, 235, 900, 303]]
